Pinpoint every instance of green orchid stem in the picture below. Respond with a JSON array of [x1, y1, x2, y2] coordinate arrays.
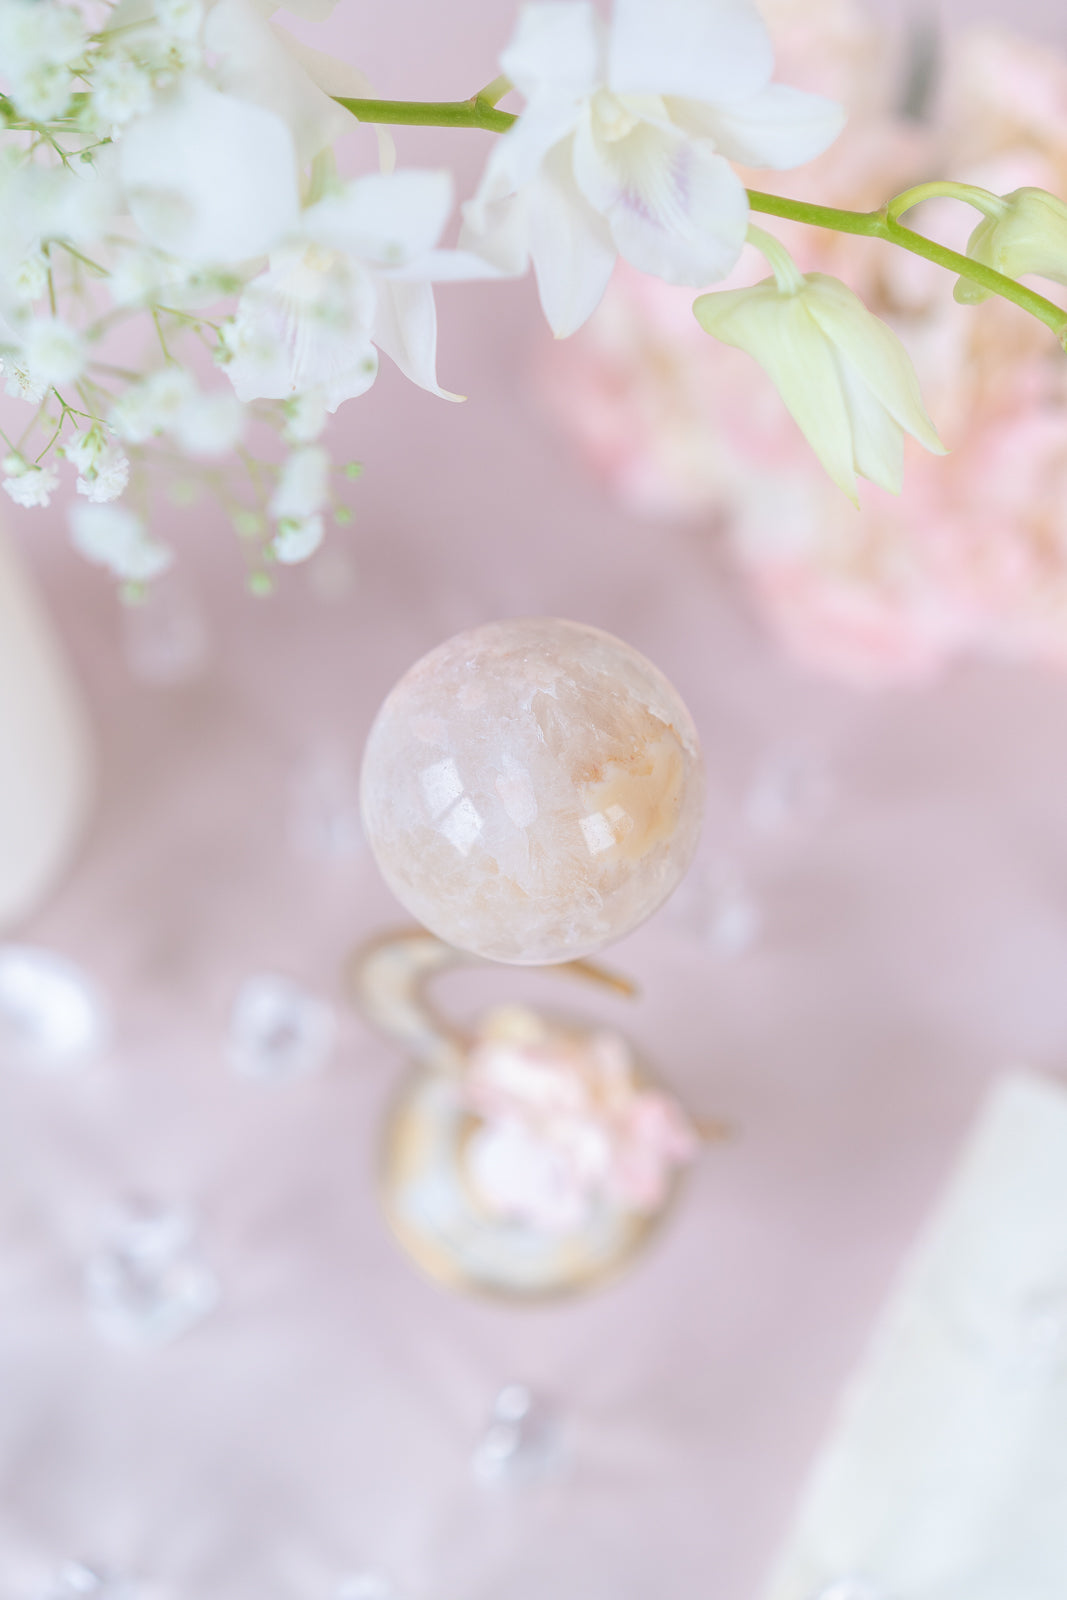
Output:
[[334, 82, 517, 134], [332, 88, 1067, 345], [747, 189, 1067, 347], [746, 224, 805, 295], [886, 180, 1007, 224]]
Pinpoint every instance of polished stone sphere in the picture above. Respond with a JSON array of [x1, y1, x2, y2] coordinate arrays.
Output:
[[360, 618, 704, 964]]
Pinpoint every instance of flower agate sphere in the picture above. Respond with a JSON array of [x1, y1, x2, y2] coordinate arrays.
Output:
[[360, 619, 704, 964]]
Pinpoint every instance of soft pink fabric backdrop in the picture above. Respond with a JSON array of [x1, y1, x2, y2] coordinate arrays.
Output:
[[4, 0, 1067, 1595]]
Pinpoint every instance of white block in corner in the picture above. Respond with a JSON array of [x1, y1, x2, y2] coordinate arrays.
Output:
[[0, 523, 93, 931], [764, 1072, 1067, 1600]]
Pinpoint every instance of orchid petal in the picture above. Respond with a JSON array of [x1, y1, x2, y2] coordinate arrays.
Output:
[[205, 0, 348, 164], [473, 96, 585, 211], [373, 279, 462, 401], [459, 189, 532, 277], [608, 0, 773, 105], [224, 254, 380, 408], [527, 142, 617, 337], [573, 111, 748, 284], [304, 171, 453, 269], [278, 35, 396, 171], [501, 2, 604, 101], [120, 82, 299, 264], [833, 354, 906, 494], [695, 281, 859, 498], [385, 248, 513, 283], [804, 274, 945, 457], [275, 29, 375, 98], [670, 83, 846, 170]]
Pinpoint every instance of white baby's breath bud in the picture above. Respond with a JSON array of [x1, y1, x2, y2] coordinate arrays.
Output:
[[694, 270, 945, 501], [107, 248, 188, 309], [283, 391, 329, 444], [2, 359, 47, 405], [12, 251, 49, 304], [956, 187, 1067, 305], [62, 425, 105, 476], [73, 435, 130, 503], [169, 390, 246, 457], [270, 446, 330, 520], [272, 513, 325, 565], [89, 54, 154, 129], [3, 461, 59, 508], [111, 367, 195, 442], [0, 0, 85, 68], [69, 502, 172, 581], [155, 0, 204, 43], [0, 0, 86, 119], [23, 317, 86, 387], [145, 366, 197, 419], [8, 64, 73, 121], [78, 448, 130, 504], [110, 388, 160, 445]]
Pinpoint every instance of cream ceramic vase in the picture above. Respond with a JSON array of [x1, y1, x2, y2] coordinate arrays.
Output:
[[0, 520, 93, 931]]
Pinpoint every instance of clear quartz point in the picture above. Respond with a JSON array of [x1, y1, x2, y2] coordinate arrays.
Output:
[[471, 1383, 567, 1486], [120, 575, 208, 686], [0, 945, 107, 1072], [45, 1564, 138, 1600], [84, 1196, 219, 1346], [226, 974, 337, 1082]]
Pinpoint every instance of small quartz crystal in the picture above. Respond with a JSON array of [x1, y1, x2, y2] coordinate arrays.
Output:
[[84, 1196, 219, 1345], [226, 974, 337, 1082], [44, 1565, 138, 1600], [361, 619, 704, 963], [0, 945, 107, 1071], [471, 1382, 567, 1486]]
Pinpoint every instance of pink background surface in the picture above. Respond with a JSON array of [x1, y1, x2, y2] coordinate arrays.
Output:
[[5, 0, 1067, 1594]]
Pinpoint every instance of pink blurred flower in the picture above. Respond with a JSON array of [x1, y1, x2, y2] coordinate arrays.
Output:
[[543, 0, 1067, 685], [461, 1008, 698, 1232]]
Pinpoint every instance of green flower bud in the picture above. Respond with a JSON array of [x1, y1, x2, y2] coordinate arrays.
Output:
[[955, 187, 1067, 306]]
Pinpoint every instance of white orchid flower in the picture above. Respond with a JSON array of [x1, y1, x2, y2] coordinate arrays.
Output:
[[694, 253, 945, 501], [222, 169, 498, 409], [462, 0, 845, 337]]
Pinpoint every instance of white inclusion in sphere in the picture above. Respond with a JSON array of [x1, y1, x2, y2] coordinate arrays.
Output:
[[360, 618, 704, 964]]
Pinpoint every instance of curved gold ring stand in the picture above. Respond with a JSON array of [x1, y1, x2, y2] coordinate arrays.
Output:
[[347, 929, 723, 1301]]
